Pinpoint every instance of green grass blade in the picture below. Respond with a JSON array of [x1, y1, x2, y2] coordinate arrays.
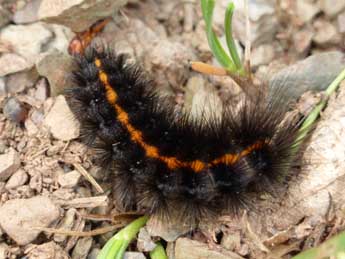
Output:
[[293, 67, 345, 150], [292, 231, 345, 259], [201, 0, 236, 71], [97, 216, 149, 259], [150, 242, 168, 259], [224, 2, 242, 71]]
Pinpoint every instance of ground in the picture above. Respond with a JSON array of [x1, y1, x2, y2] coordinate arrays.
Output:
[[0, 0, 345, 258]]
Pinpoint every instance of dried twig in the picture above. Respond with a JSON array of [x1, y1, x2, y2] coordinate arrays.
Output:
[[73, 163, 104, 193]]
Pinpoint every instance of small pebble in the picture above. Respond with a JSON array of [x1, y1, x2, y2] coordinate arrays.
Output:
[[0, 148, 20, 181], [44, 95, 80, 141], [3, 97, 28, 124], [0, 196, 60, 245], [123, 252, 146, 259], [0, 78, 5, 96], [71, 237, 93, 259], [5, 170, 28, 189], [58, 170, 81, 188]]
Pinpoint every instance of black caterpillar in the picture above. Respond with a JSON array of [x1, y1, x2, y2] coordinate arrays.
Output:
[[65, 46, 304, 225]]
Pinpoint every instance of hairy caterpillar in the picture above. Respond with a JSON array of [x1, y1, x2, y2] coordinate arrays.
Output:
[[65, 46, 304, 226]]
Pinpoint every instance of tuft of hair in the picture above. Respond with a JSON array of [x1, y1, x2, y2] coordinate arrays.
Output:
[[64, 45, 306, 227]]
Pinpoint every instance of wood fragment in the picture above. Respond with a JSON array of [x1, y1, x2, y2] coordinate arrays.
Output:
[[60, 196, 108, 209], [73, 163, 104, 193], [33, 224, 122, 237]]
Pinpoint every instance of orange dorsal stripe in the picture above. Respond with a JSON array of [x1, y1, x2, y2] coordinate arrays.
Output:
[[94, 58, 265, 173]]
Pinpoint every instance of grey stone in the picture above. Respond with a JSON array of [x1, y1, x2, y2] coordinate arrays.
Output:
[[6, 69, 39, 94], [5, 169, 28, 189], [3, 97, 28, 123], [72, 237, 93, 259], [44, 95, 80, 141], [123, 252, 146, 259], [0, 148, 20, 181], [270, 51, 345, 101], [0, 243, 9, 259], [87, 248, 100, 259], [13, 0, 42, 24], [38, 0, 128, 32], [0, 53, 32, 77], [175, 238, 244, 259], [36, 50, 74, 96], [251, 44, 275, 68], [0, 78, 5, 96], [54, 208, 76, 242], [58, 170, 81, 188], [296, 0, 320, 23], [232, 0, 279, 46], [313, 19, 340, 46], [0, 7, 11, 28], [319, 0, 345, 17], [0, 23, 52, 63], [25, 241, 69, 258], [0, 196, 60, 245], [137, 227, 156, 252]]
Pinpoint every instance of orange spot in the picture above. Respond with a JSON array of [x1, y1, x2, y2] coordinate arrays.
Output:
[[99, 72, 108, 84], [145, 146, 159, 158], [164, 157, 180, 170], [95, 59, 101, 67], [117, 108, 129, 124], [94, 58, 267, 174], [190, 160, 206, 172]]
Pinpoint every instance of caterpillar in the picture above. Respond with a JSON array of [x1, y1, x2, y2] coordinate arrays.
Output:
[[65, 46, 304, 226]]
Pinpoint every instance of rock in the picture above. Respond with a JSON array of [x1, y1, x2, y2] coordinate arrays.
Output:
[[313, 19, 340, 46], [0, 243, 9, 259], [0, 53, 32, 77], [0, 196, 60, 245], [0, 78, 5, 96], [36, 50, 74, 96], [34, 78, 49, 101], [144, 40, 195, 91], [185, 76, 222, 121], [274, 83, 345, 228], [296, 0, 320, 23], [221, 231, 241, 251], [0, 7, 11, 28], [26, 241, 69, 259], [0, 23, 52, 63], [0, 148, 20, 181], [25, 118, 39, 136], [38, 0, 128, 32], [54, 208, 76, 242], [231, 0, 279, 46], [87, 248, 100, 259], [319, 0, 345, 17], [269, 51, 345, 101], [6, 69, 39, 94], [44, 25, 74, 54], [5, 169, 28, 189], [71, 237, 93, 259], [251, 44, 275, 69], [123, 252, 146, 259], [338, 11, 345, 33], [175, 238, 244, 259], [146, 217, 189, 242], [293, 30, 313, 55], [13, 0, 42, 24], [137, 227, 156, 252], [58, 170, 81, 188], [44, 95, 80, 141], [3, 97, 28, 123]]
